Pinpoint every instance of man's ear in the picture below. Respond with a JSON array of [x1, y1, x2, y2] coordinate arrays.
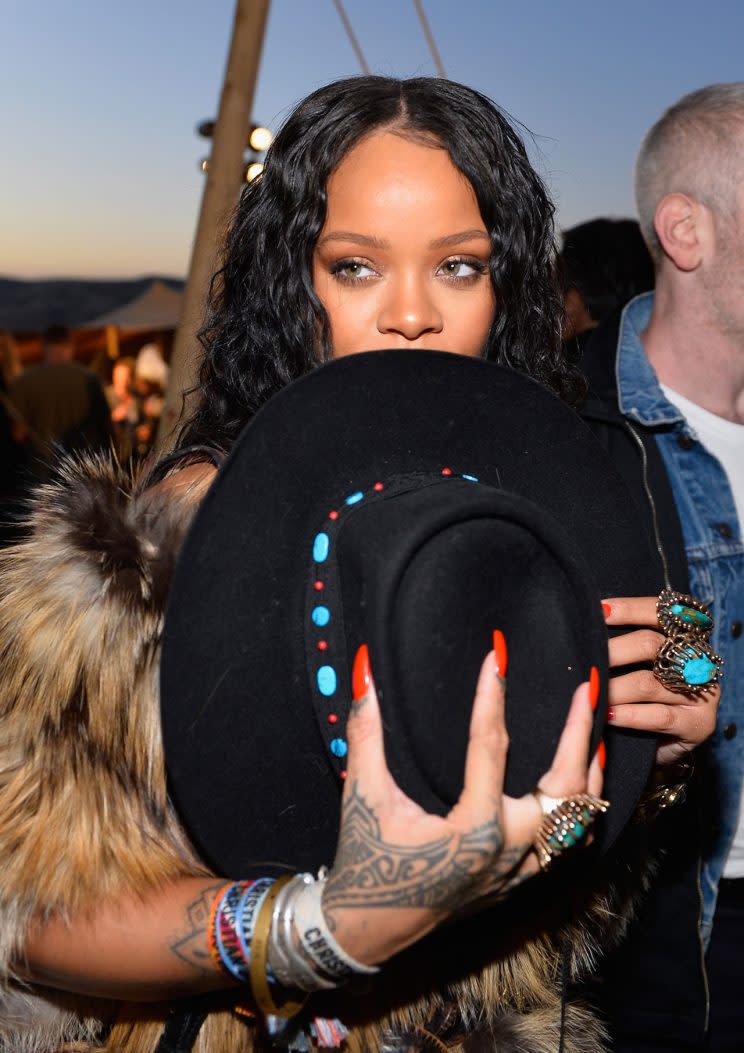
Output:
[[653, 192, 708, 272]]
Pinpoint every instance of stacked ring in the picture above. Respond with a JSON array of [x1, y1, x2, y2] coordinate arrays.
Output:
[[532, 791, 609, 870], [653, 588, 723, 695], [656, 587, 714, 638]]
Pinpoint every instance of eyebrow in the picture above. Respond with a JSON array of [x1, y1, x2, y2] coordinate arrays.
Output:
[[318, 229, 490, 250]]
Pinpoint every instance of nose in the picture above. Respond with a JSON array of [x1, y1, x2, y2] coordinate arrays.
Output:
[[376, 273, 443, 342]]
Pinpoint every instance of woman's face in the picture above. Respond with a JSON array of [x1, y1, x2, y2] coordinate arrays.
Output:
[[312, 130, 495, 359]]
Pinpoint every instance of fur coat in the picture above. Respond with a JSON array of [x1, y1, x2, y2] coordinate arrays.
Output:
[[0, 455, 653, 1053]]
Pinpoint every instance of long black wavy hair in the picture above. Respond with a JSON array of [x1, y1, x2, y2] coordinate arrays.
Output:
[[181, 76, 580, 451]]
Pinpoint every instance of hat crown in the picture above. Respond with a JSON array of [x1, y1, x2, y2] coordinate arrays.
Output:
[[162, 350, 659, 877]]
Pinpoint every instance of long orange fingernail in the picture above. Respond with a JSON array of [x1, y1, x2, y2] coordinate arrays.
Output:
[[597, 740, 606, 770], [589, 666, 600, 711], [352, 644, 371, 701], [493, 630, 508, 678], [601, 602, 613, 619]]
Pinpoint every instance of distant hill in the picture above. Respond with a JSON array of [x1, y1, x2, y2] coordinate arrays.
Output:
[[0, 276, 184, 331]]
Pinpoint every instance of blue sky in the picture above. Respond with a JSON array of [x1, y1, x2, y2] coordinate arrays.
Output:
[[3, 0, 743, 278]]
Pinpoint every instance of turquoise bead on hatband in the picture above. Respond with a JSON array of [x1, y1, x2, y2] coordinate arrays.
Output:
[[313, 532, 330, 563], [317, 665, 337, 697], [311, 606, 331, 627]]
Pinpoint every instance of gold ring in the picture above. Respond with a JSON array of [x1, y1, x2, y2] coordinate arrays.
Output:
[[532, 791, 609, 870]]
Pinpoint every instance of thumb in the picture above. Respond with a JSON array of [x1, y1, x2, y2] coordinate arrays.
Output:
[[344, 644, 388, 784]]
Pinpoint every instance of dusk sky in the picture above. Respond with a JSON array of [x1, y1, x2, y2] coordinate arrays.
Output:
[[4, 0, 743, 279]]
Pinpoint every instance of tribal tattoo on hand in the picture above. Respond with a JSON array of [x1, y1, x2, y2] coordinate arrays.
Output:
[[323, 782, 530, 927]]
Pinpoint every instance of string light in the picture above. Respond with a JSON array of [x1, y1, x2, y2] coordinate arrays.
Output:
[[245, 162, 264, 182], [249, 126, 273, 151]]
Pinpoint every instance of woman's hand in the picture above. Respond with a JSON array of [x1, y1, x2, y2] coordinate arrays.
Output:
[[322, 639, 603, 966], [602, 596, 720, 766]]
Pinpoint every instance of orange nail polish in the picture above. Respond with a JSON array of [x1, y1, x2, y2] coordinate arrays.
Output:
[[493, 630, 508, 678], [597, 740, 606, 771], [589, 666, 600, 711], [352, 644, 371, 701], [601, 602, 613, 619]]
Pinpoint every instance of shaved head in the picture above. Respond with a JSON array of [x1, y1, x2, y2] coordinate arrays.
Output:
[[635, 83, 744, 263]]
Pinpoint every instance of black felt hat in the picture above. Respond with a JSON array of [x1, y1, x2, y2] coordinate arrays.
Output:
[[161, 350, 659, 878]]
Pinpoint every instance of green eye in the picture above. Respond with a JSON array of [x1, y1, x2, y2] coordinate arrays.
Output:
[[439, 257, 487, 280], [330, 259, 376, 282]]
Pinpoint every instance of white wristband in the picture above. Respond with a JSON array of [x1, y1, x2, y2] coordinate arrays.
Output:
[[292, 877, 380, 981]]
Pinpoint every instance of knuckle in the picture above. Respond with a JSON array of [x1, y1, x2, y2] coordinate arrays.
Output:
[[638, 669, 661, 697], [346, 709, 377, 745], [658, 705, 677, 733], [641, 629, 665, 657], [476, 726, 509, 752]]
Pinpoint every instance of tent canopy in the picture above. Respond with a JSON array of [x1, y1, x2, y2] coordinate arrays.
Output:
[[82, 279, 183, 332]]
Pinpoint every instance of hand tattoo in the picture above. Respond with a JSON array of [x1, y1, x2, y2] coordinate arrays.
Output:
[[323, 783, 529, 926]]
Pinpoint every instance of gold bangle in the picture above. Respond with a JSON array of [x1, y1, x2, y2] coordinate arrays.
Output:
[[249, 874, 307, 1019]]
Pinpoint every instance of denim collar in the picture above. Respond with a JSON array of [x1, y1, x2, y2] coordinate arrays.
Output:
[[616, 293, 685, 428]]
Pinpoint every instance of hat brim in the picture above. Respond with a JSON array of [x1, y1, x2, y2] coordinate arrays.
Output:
[[161, 351, 659, 877]]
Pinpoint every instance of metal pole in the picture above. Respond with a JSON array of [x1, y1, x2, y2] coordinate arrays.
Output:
[[412, 0, 446, 78], [332, 0, 370, 74], [157, 0, 271, 451]]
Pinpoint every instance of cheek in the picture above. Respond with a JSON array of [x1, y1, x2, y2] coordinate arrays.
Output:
[[313, 272, 375, 359], [446, 287, 496, 356]]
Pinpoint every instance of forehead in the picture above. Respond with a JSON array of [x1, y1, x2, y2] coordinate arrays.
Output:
[[324, 130, 483, 228]]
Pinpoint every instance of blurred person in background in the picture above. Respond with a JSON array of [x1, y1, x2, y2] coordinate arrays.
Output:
[[581, 83, 744, 1053], [9, 324, 111, 482], [133, 341, 168, 456], [106, 356, 139, 461], [560, 218, 654, 352]]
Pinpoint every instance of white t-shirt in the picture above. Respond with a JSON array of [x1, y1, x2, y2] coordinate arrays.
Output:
[[661, 384, 744, 879]]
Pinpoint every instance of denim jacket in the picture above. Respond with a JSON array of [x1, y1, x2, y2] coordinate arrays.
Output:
[[616, 293, 744, 942]]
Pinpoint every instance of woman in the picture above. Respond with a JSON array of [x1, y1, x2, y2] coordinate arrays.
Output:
[[0, 77, 717, 1053]]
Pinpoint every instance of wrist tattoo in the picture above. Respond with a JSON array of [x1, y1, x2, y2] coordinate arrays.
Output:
[[169, 882, 226, 975]]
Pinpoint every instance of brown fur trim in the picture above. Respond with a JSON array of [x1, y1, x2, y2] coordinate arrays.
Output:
[[0, 455, 210, 1051], [0, 454, 656, 1053]]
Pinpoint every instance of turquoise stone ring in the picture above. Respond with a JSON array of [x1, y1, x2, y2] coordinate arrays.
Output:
[[533, 792, 609, 869], [657, 587, 714, 640], [653, 632, 723, 695]]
